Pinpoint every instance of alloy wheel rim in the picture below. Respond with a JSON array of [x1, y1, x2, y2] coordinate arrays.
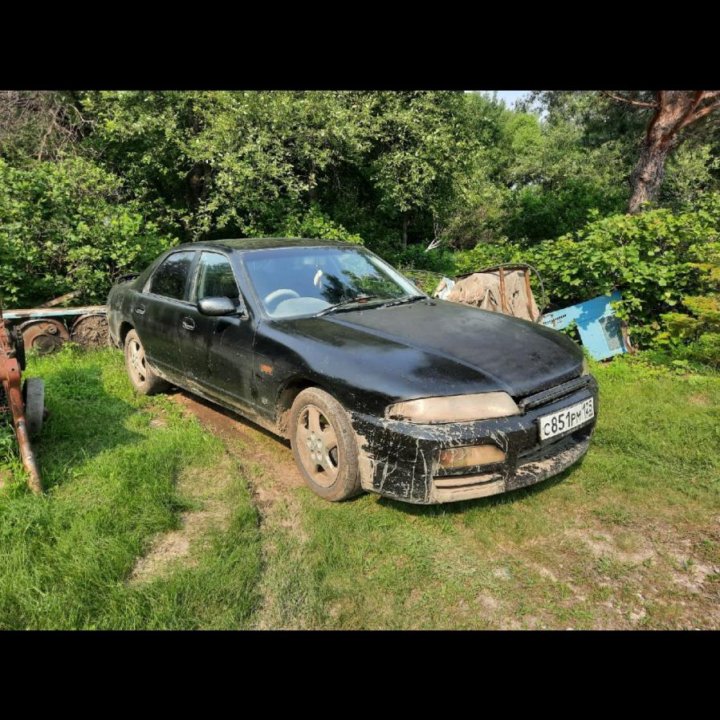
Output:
[[296, 404, 340, 487], [128, 339, 147, 383]]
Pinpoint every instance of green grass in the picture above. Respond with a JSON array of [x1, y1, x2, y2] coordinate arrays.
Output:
[[1, 348, 718, 629], [250, 355, 720, 630], [0, 347, 261, 629]]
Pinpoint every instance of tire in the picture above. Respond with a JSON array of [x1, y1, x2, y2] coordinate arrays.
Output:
[[289, 387, 363, 502], [124, 329, 169, 395], [22, 377, 45, 437]]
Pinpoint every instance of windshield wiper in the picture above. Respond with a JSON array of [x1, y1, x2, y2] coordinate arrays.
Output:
[[379, 294, 427, 308], [315, 294, 381, 317]]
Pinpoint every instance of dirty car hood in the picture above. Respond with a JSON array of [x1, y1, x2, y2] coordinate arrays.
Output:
[[277, 299, 583, 402]]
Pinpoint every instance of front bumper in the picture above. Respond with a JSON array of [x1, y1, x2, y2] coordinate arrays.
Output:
[[350, 375, 598, 504]]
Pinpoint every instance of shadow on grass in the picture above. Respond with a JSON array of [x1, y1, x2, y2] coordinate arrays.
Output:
[[376, 456, 588, 516], [35, 365, 144, 489]]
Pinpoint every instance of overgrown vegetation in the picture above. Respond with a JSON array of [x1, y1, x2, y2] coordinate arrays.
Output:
[[2, 91, 717, 629], [0, 157, 173, 305], [1, 350, 718, 629], [0, 348, 261, 629], [1, 89, 718, 359], [448, 198, 720, 357]]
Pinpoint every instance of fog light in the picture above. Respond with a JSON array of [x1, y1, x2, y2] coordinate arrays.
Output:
[[438, 445, 506, 469]]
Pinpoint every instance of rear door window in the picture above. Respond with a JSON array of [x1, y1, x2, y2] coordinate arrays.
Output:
[[149, 252, 195, 300]]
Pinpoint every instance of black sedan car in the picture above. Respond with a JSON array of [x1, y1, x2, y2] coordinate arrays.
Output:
[[107, 239, 598, 504]]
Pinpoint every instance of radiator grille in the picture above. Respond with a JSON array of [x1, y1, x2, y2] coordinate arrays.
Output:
[[518, 375, 590, 411]]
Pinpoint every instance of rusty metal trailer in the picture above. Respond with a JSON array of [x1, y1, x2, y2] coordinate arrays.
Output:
[[0, 309, 44, 493], [2, 305, 109, 354], [0, 293, 109, 492]]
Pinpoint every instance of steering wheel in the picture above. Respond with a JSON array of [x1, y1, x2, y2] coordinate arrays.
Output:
[[264, 288, 300, 312]]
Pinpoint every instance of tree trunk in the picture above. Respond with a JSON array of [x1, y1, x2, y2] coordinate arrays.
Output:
[[628, 140, 672, 214], [402, 214, 408, 249], [186, 161, 212, 209], [627, 91, 718, 214]]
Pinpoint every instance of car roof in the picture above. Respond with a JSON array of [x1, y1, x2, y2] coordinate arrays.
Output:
[[187, 238, 354, 253]]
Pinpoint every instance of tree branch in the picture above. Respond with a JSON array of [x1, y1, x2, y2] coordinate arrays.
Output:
[[647, 91, 664, 138], [688, 90, 704, 117], [672, 91, 705, 134], [36, 107, 58, 161], [602, 91, 658, 109], [685, 98, 720, 126]]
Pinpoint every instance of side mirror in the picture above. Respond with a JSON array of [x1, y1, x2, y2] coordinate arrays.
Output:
[[198, 296, 242, 317]]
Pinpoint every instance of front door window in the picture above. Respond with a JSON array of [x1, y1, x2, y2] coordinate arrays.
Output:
[[194, 252, 240, 303]]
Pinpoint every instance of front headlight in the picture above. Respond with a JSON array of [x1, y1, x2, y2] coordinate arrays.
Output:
[[386, 392, 521, 424]]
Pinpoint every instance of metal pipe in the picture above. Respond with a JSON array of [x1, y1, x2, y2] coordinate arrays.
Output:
[[0, 310, 43, 493]]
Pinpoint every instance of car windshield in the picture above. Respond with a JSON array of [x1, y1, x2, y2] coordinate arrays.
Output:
[[243, 246, 423, 319]]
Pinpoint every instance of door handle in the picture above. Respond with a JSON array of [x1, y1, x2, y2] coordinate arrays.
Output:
[[134, 305, 146, 316], [182, 317, 196, 331]]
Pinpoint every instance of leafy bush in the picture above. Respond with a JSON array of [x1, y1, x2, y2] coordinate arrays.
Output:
[[0, 157, 175, 306], [281, 205, 363, 245], [379, 245, 456, 294], [682, 332, 720, 368], [503, 180, 627, 246], [661, 253, 720, 368], [452, 240, 517, 275], [386, 244, 456, 274], [451, 198, 720, 353]]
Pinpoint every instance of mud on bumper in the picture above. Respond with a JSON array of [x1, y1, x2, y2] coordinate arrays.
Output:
[[350, 377, 598, 504]]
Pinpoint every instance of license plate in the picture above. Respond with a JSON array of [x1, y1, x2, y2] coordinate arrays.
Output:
[[538, 398, 594, 441]]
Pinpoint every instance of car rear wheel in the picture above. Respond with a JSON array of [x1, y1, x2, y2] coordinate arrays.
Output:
[[124, 329, 169, 395], [289, 387, 362, 502]]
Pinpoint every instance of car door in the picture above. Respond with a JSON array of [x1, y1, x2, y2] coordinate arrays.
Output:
[[181, 250, 257, 410], [132, 250, 196, 378]]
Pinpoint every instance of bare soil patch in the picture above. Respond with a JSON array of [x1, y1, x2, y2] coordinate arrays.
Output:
[[565, 528, 656, 565], [128, 454, 237, 584], [169, 391, 310, 628], [172, 392, 304, 512]]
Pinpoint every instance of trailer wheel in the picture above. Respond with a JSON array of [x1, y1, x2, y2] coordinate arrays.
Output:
[[20, 319, 70, 355], [71, 314, 110, 349], [22, 378, 45, 437]]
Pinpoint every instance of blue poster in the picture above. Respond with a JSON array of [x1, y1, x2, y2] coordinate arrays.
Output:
[[540, 291, 629, 361]]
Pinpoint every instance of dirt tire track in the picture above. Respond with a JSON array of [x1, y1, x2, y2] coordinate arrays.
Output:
[[171, 391, 312, 628], [171, 391, 304, 511], [128, 452, 238, 584], [129, 391, 305, 588]]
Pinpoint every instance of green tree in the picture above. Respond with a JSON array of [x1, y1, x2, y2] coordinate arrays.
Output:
[[364, 91, 473, 248], [528, 91, 720, 215], [85, 91, 376, 242], [0, 156, 173, 305], [603, 91, 720, 213]]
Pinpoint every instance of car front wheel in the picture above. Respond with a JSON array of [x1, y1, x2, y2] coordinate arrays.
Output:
[[289, 387, 362, 502], [124, 329, 169, 395]]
